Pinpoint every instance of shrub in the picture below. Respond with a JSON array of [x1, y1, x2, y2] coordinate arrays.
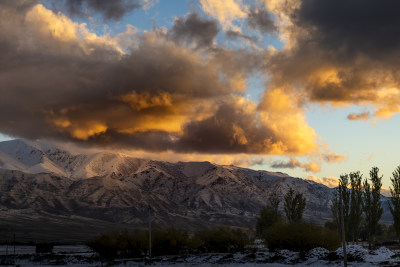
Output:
[[264, 223, 341, 252], [86, 232, 124, 261], [191, 226, 249, 253], [87, 227, 191, 259], [35, 243, 54, 254], [86, 230, 148, 260], [87, 226, 251, 259], [152, 226, 189, 255]]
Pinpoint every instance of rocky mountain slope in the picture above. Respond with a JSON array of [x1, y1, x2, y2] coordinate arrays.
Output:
[[0, 139, 392, 241]]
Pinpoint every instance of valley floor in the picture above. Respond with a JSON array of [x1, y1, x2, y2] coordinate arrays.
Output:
[[0, 244, 399, 266]]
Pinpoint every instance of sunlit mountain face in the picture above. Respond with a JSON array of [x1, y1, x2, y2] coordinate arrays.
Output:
[[1, 1, 400, 195]]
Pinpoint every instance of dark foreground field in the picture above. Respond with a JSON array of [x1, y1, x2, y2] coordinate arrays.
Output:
[[1, 244, 400, 266]]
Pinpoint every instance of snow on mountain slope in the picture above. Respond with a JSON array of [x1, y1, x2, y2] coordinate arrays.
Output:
[[0, 139, 68, 177], [0, 139, 151, 180], [0, 150, 27, 171], [0, 139, 45, 167], [71, 152, 149, 179]]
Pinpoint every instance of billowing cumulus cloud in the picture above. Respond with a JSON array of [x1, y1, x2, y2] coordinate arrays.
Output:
[[266, 0, 400, 119], [0, 1, 325, 163]]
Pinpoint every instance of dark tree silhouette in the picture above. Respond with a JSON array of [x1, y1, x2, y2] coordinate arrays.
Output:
[[284, 188, 306, 223], [363, 167, 383, 249], [256, 193, 283, 236], [349, 171, 363, 243], [389, 165, 400, 244]]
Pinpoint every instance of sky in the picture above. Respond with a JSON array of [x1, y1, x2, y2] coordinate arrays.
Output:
[[1, 0, 400, 189]]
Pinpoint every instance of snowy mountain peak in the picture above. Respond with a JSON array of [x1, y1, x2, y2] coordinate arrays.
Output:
[[0, 139, 85, 178], [0, 139, 154, 180]]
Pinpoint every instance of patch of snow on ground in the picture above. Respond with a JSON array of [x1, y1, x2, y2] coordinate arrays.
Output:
[[364, 246, 395, 263], [336, 244, 368, 262], [308, 247, 329, 259], [277, 249, 299, 264]]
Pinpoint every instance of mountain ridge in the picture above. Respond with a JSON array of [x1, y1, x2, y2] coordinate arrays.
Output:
[[0, 139, 392, 242]]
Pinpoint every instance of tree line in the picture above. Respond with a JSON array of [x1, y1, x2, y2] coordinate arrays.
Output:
[[329, 166, 400, 249], [87, 225, 250, 261]]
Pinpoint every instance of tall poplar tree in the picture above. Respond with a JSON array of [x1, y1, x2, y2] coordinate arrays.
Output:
[[363, 167, 383, 249], [284, 188, 306, 224], [331, 174, 351, 240], [389, 165, 400, 244], [349, 171, 363, 243], [256, 193, 283, 236]]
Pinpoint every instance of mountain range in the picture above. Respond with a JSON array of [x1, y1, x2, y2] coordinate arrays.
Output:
[[0, 139, 392, 242]]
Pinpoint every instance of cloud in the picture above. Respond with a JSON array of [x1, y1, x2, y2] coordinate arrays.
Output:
[[199, 0, 247, 31], [258, 88, 319, 156], [56, 0, 148, 20], [0, 2, 325, 158], [265, 0, 400, 119], [307, 175, 339, 188], [226, 30, 258, 43], [117, 148, 267, 169], [176, 95, 316, 154], [271, 156, 320, 172], [169, 13, 219, 48], [319, 142, 346, 163], [347, 111, 371, 121], [247, 7, 277, 33], [323, 152, 346, 163], [295, 0, 400, 60]]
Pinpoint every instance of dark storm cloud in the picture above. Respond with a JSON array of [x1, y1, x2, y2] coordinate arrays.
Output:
[[247, 7, 277, 34], [295, 0, 400, 61], [170, 13, 219, 48], [176, 100, 272, 153], [264, 0, 400, 118], [1, 0, 40, 10], [59, 0, 144, 20]]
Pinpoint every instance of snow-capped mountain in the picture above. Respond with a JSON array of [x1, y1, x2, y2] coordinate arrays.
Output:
[[0, 139, 149, 180], [0, 139, 392, 237]]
